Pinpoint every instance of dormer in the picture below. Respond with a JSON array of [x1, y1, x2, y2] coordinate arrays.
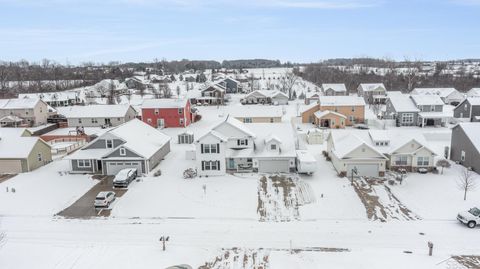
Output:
[[368, 130, 390, 147], [265, 134, 282, 153]]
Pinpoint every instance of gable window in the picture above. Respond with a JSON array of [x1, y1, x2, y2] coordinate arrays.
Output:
[[119, 148, 126, 156], [178, 108, 183, 114], [37, 153, 42, 162], [106, 140, 114, 149], [244, 118, 252, 123], [417, 156, 429, 166], [464, 104, 468, 111], [461, 150, 466, 161], [237, 139, 248, 146], [270, 144, 277, 150], [77, 160, 91, 168]]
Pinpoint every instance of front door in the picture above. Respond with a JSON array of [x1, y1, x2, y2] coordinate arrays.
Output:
[[228, 158, 235, 170], [105, 118, 111, 126], [157, 118, 165, 128]]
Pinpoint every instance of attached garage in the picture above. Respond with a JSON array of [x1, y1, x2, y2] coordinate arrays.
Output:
[[258, 159, 289, 173], [105, 161, 143, 175], [0, 159, 23, 174], [346, 163, 379, 177]]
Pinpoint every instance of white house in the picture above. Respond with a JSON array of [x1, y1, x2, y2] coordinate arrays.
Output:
[[411, 87, 464, 105], [195, 116, 296, 176]]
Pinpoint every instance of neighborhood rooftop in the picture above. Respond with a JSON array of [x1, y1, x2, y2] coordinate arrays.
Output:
[[56, 104, 133, 118], [319, 96, 366, 106]]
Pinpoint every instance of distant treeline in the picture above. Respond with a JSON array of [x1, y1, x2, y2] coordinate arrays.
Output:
[[297, 63, 480, 93]]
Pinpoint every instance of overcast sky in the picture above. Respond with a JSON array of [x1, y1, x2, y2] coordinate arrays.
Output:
[[0, 0, 479, 64]]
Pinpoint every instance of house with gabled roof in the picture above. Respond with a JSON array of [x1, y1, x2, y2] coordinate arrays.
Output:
[[216, 77, 244, 93], [301, 96, 365, 126], [453, 97, 480, 122], [357, 83, 387, 104], [451, 123, 480, 172], [66, 119, 171, 175], [384, 91, 420, 126], [56, 104, 137, 127], [467, 88, 480, 98], [195, 83, 226, 105], [321, 83, 347, 96], [195, 116, 296, 176], [0, 98, 49, 127], [243, 90, 288, 105], [412, 87, 464, 106], [410, 95, 451, 127]]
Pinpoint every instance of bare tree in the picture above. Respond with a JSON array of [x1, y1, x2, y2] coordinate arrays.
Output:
[[279, 71, 298, 100], [457, 167, 478, 201], [436, 159, 451, 175], [107, 80, 116, 105]]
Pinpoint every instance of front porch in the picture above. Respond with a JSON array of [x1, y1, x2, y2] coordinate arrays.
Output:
[[226, 157, 255, 173]]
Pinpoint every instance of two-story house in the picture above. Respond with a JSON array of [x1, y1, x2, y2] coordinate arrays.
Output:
[[141, 98, 195, 128], [195, 84, 226, 105], [57, 104, 137, 127], [19, 92, 81, 107], [453, 97, 480, 122], [0, 98, 48, 127], [216, 77, 244, 93], [451, 123, 480, 172], [195, 116, 296, 176], [384, 91, 420, 127], [67, 119, 171, 175], [412, 87, 464, 106], [301, 96, 365, 126], [357, 83, 387, 104], [410, 95, 450, 127]]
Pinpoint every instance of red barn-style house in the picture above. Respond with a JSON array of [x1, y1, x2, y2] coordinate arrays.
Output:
[[141, 99, 195, 128]]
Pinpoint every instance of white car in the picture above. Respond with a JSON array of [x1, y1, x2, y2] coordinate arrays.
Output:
[[457, 207, 480, 228], [94, 191, 116, 208], [113, 168, 138, 188]]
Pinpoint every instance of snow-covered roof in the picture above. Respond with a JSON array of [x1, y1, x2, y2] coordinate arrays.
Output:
[[410, 95, 444, 106], [0, 130, 48, 159], [296, 150, 316, 163], [319, 96, 366, 106], [359, 83, 386, 92], [368, 130, 390, 142], [228, 105, 283, 118], [329, 131, 386, 159], [412, 87, 458, 98], [56, 104, 133, 118], [0, 115, 24, 122], [387, 92, 419, 112], [0, 98, 43, 109], [141, 98, 189, 109], [467, 88, 480, 97], [322, 83, 347, 92], [314, 110, 347, 119], [464, 97, 480, 106], [18, 92, 79, 102], [201, 83, 225, 93], [212, 116, 256, 138], [245, 90, 288, 99]]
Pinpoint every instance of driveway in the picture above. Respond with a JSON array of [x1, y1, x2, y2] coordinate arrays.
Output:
[[0, 174, 17, 184], [56, 175, 128, 218]]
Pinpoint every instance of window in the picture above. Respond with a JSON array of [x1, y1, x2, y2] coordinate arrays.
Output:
[[349, 116, 355, 123], [106, 140, 114, 149], [270, 118, 274, 123], [461, 150, 466, 161], [464, 104, 468, 111], [79, 118, 82, 124], [180, 118, 184, 125], [178, 108, 183, 114], [117, 118, 121, 121], [202, 144, 219, 154], [119, 148, 126, 156], [351, 106, 355, 112], [147, 118, 152, 123], [271, 144, 277, 150], [417, 156, 429, 166], [77, 160, 91, 168], [331, 120, 336, 126], [201, 161, 220, 171], [91, 118, 98, 124], [431, 106, 435, 112], [402, 113, 414, 124], [395, 155, 408, 166], [334, 107, 338, 112], [154, 109, 159, 115], [237, 139, 248, 146], [37, 153, 42, 162], [244, 118, 252, 123]]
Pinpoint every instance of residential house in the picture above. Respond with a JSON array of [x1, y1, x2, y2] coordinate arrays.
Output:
[[0, 128, 52, 173], [229, 105, 283, 123], [321, 83, 347, 96], [301, 96, 365, 126], [0, 98, 49, 127], [67, 119, 171, 175], [326, 131, 388, 177], [357, 83, 387, 104], [195, 116, 296, 176], [454, 97, 480, 121], [410, 95, 451, 127], [467, 88, 480, 98], [384, 91, 420, 127], [411, 87, 464, 106], [19, 92, 81, 107], [141, 98, 195, 128], [194, 84, 226, 105], [304, 91, 321, 105], [57, 104, 137, 127], [451, 123, 480, 172], [313, 110, 347, 128], [216, 78, 243, 93], [243, 90, 289, 105]]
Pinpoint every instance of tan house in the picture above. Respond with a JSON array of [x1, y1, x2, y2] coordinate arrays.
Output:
[[302, 96, 366, 126], [0, 98, 49, 127], [0, 129, 52, 173], [229, 106, 283, 123], [56, 104, 137, 127], [314, 110, 347, 128]]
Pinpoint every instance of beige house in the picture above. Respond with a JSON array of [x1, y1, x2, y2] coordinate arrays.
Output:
[[0, 129, 52, 173], [56, 104, 137, 127], [302, 96, 366, 126], [229, 106, 283, 123], [0, 98, 49, 127]]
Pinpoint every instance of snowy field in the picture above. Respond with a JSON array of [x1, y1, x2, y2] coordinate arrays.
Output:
[[1, 68, 480, 268]]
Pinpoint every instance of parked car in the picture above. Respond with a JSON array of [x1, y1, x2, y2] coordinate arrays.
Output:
[[457, 207, 480, 228], [94, 191, 116, 208], [417, 168, 428, 174], [113, 168, 138, 188]]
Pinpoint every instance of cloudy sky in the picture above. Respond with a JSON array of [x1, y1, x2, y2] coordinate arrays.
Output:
[[0, 0, 479, 64]]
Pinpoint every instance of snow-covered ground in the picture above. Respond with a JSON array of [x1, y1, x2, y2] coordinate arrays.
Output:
[[1, 68, 480, 268]]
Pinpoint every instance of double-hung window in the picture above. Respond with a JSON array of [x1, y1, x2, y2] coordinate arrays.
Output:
[[417, 156, 429, 166], [77, 160, 91, 168], [106, 140, 114, 149]]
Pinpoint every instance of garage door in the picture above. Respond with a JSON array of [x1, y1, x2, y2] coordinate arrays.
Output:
[[0, 160, 23, 173], [346, 164, 379, 177], [258, 160, 289, 173], [105, 161, 143, 175]]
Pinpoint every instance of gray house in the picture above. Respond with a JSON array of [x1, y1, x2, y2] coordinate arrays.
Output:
[[57, 104, 137, 127], [410, 95, 449, 127], [67, 119, 171, 175], [451, 123, 480, 172], [216, 78, 243, 93], [454, 98, 480, 122], [384, 92, 419, 127], [357, 83, 387, 104], [321, 84, 347, 96]]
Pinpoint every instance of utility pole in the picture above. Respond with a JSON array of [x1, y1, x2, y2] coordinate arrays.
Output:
[[159, 236, 169, 251]]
